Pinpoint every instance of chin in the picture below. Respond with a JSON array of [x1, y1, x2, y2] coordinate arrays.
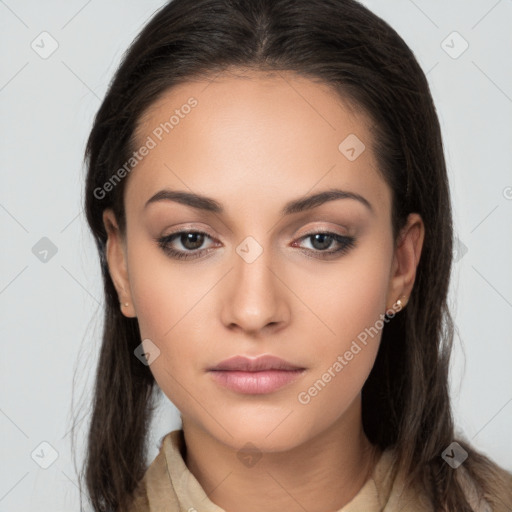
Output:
[[198, 412, 318, 454]]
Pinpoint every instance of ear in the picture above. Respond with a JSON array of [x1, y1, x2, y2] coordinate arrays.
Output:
[[102, 209, 136, 318], [385, 213, 425, 312]]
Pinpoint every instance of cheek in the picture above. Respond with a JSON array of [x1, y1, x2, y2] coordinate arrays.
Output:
[[126, 235, 206, 340], [125, 239, 216, 407], [301, 240, 392, 355], [293, 240, 392, 402], [293, 274, 390, 437]]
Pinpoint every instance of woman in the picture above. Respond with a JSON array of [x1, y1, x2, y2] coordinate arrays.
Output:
[[79, 0, 512, 510]]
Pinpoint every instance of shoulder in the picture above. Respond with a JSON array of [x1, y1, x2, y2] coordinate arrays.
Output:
[[124, 486, 150, 512], [373, 448, 508, 512]]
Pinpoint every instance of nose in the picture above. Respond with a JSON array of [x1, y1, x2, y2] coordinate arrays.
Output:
[[220, 242, 290, 336]]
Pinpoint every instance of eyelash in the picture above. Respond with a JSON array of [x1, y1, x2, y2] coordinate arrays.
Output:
[[156, 230, 356, 261]]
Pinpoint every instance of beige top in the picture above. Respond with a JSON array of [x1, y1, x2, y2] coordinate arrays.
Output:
[[126, 430, 489, 512]]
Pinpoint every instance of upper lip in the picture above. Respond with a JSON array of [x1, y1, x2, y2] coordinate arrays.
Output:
[[208, 355, 304, 372]]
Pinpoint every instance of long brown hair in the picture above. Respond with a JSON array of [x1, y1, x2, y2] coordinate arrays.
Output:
[[76, 0, 512, 510]]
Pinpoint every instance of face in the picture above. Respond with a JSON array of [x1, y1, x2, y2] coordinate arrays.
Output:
[[103, 69, 423, 452]]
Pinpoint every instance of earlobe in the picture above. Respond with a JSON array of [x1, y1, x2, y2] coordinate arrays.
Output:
[[102, 209, 136, 318], [386, 213, 425, 311]]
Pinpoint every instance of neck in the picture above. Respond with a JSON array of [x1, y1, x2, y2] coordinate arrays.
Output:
[[182, 399, 380, 512]]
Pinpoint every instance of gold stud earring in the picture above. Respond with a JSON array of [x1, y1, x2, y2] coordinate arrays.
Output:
[[120, 302, 129, 307]]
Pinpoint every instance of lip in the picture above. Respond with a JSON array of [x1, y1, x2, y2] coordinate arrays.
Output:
[[208, 355, 306, 394], [209, 355, 303, 372]]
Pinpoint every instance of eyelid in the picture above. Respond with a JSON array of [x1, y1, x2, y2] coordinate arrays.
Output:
[[163, 222, 215, 234], [297, 226, 349, 238], [295, 220, 351, 236]]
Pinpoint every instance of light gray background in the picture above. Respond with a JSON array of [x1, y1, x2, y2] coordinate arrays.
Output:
[[1, 1, 511, 510]]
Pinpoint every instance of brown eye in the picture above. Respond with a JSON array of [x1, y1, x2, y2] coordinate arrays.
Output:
[[179, 232, 206, 250], [309, 233, 335, 250], [293, 232, 356, 259], [156, 230, 216, 260]]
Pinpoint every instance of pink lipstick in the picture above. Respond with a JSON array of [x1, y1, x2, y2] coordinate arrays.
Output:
[[207, 355, 305, 394]]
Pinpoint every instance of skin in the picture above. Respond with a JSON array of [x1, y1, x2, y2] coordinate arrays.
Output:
[[103, 69, 424, 512]]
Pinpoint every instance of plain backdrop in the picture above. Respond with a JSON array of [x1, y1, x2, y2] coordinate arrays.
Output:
[[1, 1, 511, 510]]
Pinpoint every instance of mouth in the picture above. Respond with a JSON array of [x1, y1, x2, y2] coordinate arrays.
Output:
[[207, 355, 306, 394]]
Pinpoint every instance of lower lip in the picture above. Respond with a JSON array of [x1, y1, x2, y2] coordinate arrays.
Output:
[[208, 369, 305, 394]]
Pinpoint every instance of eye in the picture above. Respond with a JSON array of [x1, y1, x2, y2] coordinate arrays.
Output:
[[156, 230, 217, 260], [156, 230, 356, 261], [292, 231, 356, 259]]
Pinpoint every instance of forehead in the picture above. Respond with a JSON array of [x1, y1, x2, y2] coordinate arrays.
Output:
[[126, 69, 389, 217]]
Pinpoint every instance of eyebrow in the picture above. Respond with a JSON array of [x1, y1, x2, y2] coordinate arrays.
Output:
[[144, 188, 373, 215]]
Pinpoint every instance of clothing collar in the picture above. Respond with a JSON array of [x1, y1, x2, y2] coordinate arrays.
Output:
[[144, 429, 420, 511]]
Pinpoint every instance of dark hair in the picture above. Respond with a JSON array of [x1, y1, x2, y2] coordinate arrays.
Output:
[[77, 0, 512, 510]]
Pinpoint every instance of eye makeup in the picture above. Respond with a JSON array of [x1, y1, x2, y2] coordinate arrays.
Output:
[[155, 229, 356, 261]]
